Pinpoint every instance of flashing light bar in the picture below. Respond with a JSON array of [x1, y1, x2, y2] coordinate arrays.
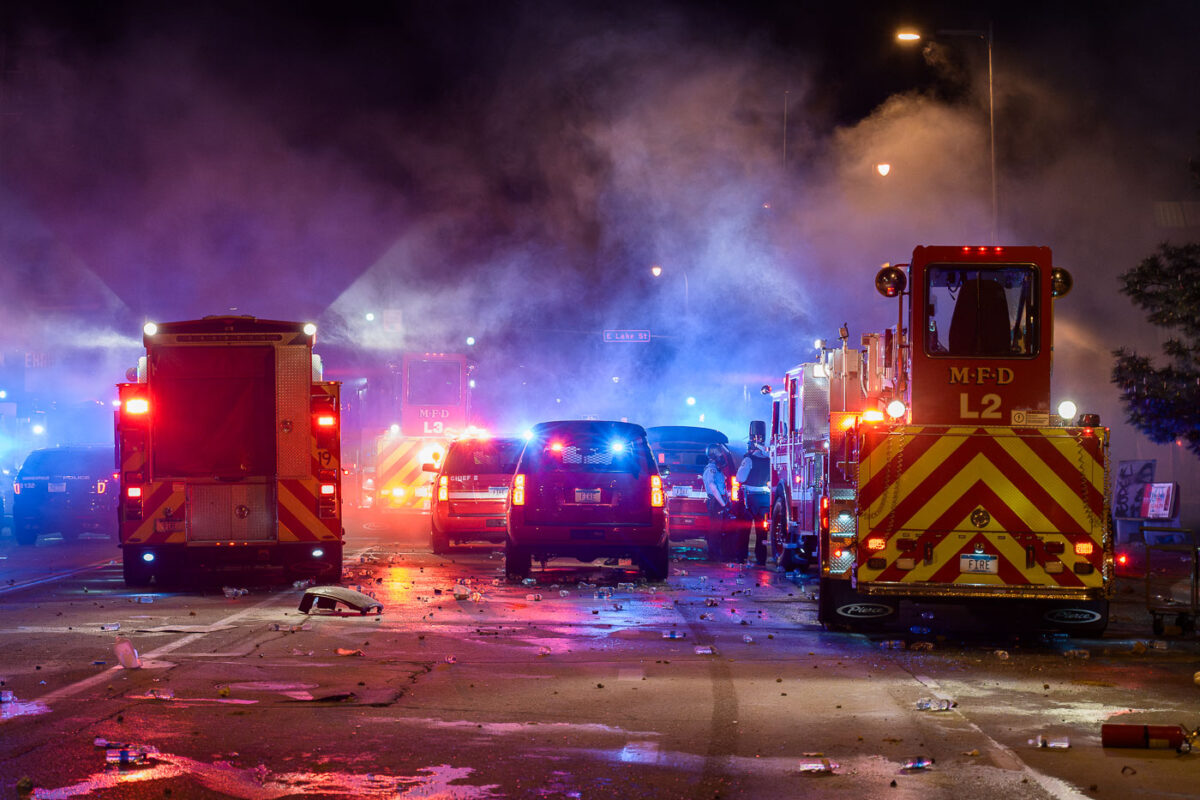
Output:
[[861, 409, 885, 423]]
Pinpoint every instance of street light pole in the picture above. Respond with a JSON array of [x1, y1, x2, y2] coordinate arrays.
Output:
[[651, 264, 689, 316]]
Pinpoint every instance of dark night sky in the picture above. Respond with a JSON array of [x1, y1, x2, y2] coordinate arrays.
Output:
[[0, 0, 1198, 467]]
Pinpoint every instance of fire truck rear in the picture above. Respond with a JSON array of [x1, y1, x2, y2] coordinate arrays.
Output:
[[766, 246, 1112, 633], [116, 316, 344, 586]]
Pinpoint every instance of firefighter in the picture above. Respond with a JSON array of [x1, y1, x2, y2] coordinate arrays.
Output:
[[737, 422, 772, 564], [702, 443, 732, 561]]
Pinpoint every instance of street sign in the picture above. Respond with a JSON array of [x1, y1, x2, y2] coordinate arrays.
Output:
[[602, 330, 650, 343]]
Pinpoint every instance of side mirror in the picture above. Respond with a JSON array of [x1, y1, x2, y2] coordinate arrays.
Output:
[[421, 462, 438, 473], [659, 466, 671, 478], [875, 265, 908, 297], [1050, 267, 1073, 298]]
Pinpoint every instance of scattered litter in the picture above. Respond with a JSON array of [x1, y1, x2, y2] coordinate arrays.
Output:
[[1102, 723, 1194, 751], [594, 589, 613, 599], [1064, 649, 1090, 660], [298, 586, 384, 615], [559, 590, 570, 597], [694, 645, 714, 655], [879, 640, 905, 650], [452, 584, 471, 600], [525, 593, 542, 602], [113, 637, 140, 670], [915, 697, 954, 712], [797, 757, 837, 774], [521, 578, 537, 587], [909, 626, 931, 635], [962, 748, 980, 757], [1130, 641, 1148, 655], [128, 688, 174, 700], [902, 756, 934, 771], [222, 587, 248, 598], [269, 623, 312, 632], [100, 623, 120, 632], [335, 648, 365, 657], [1029, 735, 1070, 749], [662, 630, 686, 639], [538, 646, 551, 656], [470, 591, 485, 602], [105, 744, 157, 768], [742, 635, 754, 644], [0, 690, 13, 702], [909, 641, 934, 652], [612, 603, 623, 610], [1194, 671, 1200, 687], [1121, 765, 1137, 776], [444, 655, 457, 664], [993, 650, 1010, 660], [617, 582, 636, 591], [135, 595, 154, 604], [292, 578, 314, 590]]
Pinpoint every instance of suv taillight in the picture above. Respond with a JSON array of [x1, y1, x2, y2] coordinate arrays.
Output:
[[730, 477, 740, 502], [438, 475, 448, 502], [651, 475, 664, 508], [512, 474, 525, 506]]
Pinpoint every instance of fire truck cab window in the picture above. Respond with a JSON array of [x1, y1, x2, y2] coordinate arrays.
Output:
[[406, 361, 461, 406], [925, 266, 1037, 357]]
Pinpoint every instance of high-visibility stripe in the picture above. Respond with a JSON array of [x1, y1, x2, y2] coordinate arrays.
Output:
[[856, 424, 1109, 595]]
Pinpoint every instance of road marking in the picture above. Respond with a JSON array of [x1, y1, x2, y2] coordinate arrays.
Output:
[[0, 559, 112, 596], [912, 674, 1091, 800], [33, 593, 282, 707]]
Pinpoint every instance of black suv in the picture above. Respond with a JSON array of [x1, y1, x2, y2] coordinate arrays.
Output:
[[13, 445, 118, 545], [506, 420, 668, 581]]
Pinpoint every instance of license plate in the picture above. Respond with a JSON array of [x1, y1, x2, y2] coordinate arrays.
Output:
[[575, 488, 602, 504], [48, 483, 66, 493], [486, 518, 505, 527], [489, 486, 508, 497], [960, 554, 998, 574], [671, 486, 691, 498]]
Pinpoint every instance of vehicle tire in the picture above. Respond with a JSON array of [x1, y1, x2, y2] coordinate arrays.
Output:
[[123, 551, 153, 587], [505, 538, 531, 582], [14, 519, 37, 547], [640, 542, 670, 582], [322, 541, 345, 584], [431, 523, 450, 555], [769, 499, 794, 571]]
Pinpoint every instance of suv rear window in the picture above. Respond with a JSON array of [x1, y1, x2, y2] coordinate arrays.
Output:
[[523, 434, 653, 475], [21, 449, 112, 476], [443, 438, 523, 474]]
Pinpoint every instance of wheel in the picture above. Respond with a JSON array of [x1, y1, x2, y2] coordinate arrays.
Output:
[[769, 499, 795, 571], [123, 550, 153, 587], [14, 518, 37, 547], [640, 542, 670, 581], [322, 541, 344, 584], [505, 538, 531, 581], [431, 523, 450, 555]]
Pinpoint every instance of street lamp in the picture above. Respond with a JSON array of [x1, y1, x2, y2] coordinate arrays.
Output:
[[897, 23, 997, 243], [650, 264, 689, 315]]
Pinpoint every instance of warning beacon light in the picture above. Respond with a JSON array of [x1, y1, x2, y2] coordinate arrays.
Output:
[[875, 265, 908, 298]]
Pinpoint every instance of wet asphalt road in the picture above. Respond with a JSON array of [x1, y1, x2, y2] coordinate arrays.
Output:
[[0, 513, 1198, 800]]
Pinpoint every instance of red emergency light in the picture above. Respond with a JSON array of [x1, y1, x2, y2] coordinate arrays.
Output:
[[125, 398, 149, 415], [319, 484, 336, 496], [127, 486, 142, 499], [650, 475, 664, 508], [316, 415, 336, 427], [512, 474, 526, 505]]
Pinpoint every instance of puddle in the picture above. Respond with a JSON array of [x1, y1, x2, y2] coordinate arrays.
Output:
[[0, 698, 51, 720], [33, 753, 500, 799]]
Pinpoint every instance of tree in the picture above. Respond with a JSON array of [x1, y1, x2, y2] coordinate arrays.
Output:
[[1111, 242, 1200, 459]]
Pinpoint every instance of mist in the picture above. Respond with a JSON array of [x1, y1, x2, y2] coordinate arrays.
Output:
[[0, 1, 1196, 502]]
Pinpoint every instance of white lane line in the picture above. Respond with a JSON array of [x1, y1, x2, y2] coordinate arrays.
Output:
[[0, 560, 112, 596], [34, 593, 283, 706], [912, 674, 1091, 800]]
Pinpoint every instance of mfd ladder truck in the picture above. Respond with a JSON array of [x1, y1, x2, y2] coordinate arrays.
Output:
[[763, 246, 1112, 633]]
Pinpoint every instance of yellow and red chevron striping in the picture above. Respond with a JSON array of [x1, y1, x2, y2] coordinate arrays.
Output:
[[377, 436, 441, 510], [278, 478, 338, 541], [860, 426, 1105, 536]]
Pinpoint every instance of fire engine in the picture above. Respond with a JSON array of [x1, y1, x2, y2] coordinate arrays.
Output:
[[354, 352, 470, 515], [764, 246, 1112, 633], [116, 316, 344, 586]]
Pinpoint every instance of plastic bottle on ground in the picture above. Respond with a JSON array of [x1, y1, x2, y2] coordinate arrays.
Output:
[[113, 637, 141, 670]]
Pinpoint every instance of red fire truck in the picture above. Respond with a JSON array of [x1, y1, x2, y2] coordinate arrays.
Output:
[[364, 352, 468, 515], [116, 316, 344, 586], [764, 246, 1112, 633]]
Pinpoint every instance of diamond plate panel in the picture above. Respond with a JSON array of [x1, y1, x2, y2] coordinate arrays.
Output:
[[187, 483, 277, 542], [276, 346, 310, 478]]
